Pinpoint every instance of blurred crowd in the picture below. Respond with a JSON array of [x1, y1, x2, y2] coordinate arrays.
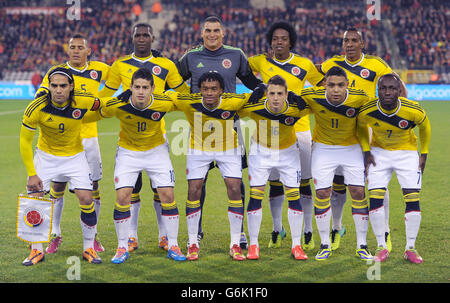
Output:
[[0, 0, 141, 76], [0, 0, 447, 82], [387, 0, 448, 74]]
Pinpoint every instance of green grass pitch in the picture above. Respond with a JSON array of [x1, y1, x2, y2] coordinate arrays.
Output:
[[0, 99, 448, 283]]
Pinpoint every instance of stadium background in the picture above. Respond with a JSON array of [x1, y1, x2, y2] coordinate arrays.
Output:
[[0, 0, 448, 284]]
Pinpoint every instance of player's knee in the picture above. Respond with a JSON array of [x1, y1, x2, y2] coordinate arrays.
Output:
[[52, 181, 66, 193], [316, 188, 331, 200], [157, 189, 174, 204], [188, 181, 203, 201], [348, 185, 365, 200], [226, 180, 242, 200], [77, 191, 93, 205], [116, 188, 132, 205], [269, 181, 284, 197]]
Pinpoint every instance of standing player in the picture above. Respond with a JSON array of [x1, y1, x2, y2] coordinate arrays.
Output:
[[99, 23, 190, 253], [319, 28, 406, 251], [20, 68, 102, 265], [86, 68, 185, 263], [248, 21, 324, 250], [36, 33, 110, 254], [239, 75, 309, 260], [298, 67, 372, 261], [358, 74, 430, 264], [177, 16, 262, 248], [166, 71, 254, 261]]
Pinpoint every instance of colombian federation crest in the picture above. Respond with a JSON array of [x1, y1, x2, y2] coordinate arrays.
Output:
[[151, 111, 161, 120], [221, 111, 231, 119], [360, 69, 370, 79], [222, 59, 232, 69], [399, 119, 409, 129], [72, 109, 82, 119], [17, 195, 53, 243], [90, 70, 98, 80], [291, 67, 301, 76], [346, 107, 356, 117], [284, 117, 295, 125], [152, 65, 162, 76]]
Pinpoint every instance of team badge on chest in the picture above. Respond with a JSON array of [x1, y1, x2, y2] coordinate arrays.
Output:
[[152, 65, 162, 76], [90, 70, 98, 80], [291, 67, 301, 76], [360, 69, 370, 79], [151, 112, 161, 120], [398, 119, 409, 129], [221, 111, 231, 119], [346, 107, 356, 117], [72, 109, 82, 119], [222, 59, 232, 69]]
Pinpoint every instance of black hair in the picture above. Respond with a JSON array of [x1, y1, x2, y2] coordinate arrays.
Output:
[[377, 73, 401, 88], [131, 67, 154, 86], [344, 27, 364, 42], [267, 75, 288, 91], [198, 71, 225, 90], [70, 33, 87, 42], [47, 67, 75, 102], [266, 21, 297, 50], [325, 66, 348, 80], [132, 23, 154, 35], [202, 15, 223, 28]]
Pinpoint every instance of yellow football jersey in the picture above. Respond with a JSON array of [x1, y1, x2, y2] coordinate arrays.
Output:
[[321, 53, 393, 98], [99, 52, 190, 135], [100, 52, 189, 95], [97, 92, 175, 151], [249, 53, 324, 132], [37, 61, 110, 139], [168, 92, 250, 152], [238, 99, 307, 149], [357, 97, 431, 153], [301, 87, 370, 146], [22, 90, 99, 157]]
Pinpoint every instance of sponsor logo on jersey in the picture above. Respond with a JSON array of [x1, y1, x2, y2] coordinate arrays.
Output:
[[285, 117, 295, 125], [90, 70, 98, 80], [291, 67, 301, 76], [360, 69, 370, 79], [151, 112, 161, 120], [197, 62, 205, 68], [222, 59, 232, 69], [346, 107, 356, 117], [152, 66, 162, 76], [72, 109, 82, 119], [24, 207, 44, 228], [399, 119, 409, 128], [221, 111, 231, 119]]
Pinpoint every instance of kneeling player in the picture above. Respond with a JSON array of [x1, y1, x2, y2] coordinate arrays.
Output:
[[358, 74, 430, 264], [20, 68, 103, 265], [239, 75, 308, 260], [86, 68, 185, 263]]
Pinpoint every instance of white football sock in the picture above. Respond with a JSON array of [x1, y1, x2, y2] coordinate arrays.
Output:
[[405, 211, 421, 249], [288, 208, 303, 248], [315, 208, 331, 247], [370, 207, 387, 248], [229, 211, 243, 248], [187, 210, 201, 246], [51, 197, 64, 236], [114, 217, 130, 249], [353, 213, 369, 248], [129, 201, 141, 241], [162, 214, 179, 248], [384, 188, 390, 233], [247, 208, 262, 246]]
